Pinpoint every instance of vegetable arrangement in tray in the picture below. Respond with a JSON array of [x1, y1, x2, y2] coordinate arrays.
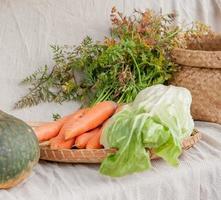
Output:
[[32, 84, 197, 177]]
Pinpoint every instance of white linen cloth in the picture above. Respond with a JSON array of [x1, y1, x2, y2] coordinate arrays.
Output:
[[0, 122, 220, 200]]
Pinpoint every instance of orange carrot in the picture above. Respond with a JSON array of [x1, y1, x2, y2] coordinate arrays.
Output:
[[85, 112, 115, 149], [35, 108, 87, 142], [75, 127, 100, 149], [50, 137, 76, 149], [34, 120, 66, 142], [86, 128, 103, 149], [49, 109, 89, 149], [62, 101, 117, 140]]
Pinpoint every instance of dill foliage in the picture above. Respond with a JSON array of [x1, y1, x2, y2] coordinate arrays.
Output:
[[14, 8, 210, 109]]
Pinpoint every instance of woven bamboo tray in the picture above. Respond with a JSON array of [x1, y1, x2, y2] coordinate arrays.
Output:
[[29, 122, 201, 163]]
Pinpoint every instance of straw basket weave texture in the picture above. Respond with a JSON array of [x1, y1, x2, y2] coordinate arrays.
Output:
[[171, 35, 221, 124], [36, 128, 201, 164]]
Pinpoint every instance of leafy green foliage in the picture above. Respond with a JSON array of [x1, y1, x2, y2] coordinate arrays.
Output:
[[14, 8, 210, 109]]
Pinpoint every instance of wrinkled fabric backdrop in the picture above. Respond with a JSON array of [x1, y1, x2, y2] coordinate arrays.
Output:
[[0, 0, 221, 121]]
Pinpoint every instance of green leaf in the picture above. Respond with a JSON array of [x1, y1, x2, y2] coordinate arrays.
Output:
[[100, 84, 194, 177], [100, 108, 151, 177]]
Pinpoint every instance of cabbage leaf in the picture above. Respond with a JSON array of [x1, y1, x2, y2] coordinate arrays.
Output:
[[100, 84, 194, 177]]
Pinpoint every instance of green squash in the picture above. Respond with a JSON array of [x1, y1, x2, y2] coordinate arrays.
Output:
[[0, 111, 40, 189]]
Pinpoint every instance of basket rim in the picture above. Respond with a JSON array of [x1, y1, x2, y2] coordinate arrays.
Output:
[[172, 47, 221, 54], [38, 129, 201, 163], [171, 47, 221, 69], [173, 33, 221, 53], [172, 33, 221, 69]]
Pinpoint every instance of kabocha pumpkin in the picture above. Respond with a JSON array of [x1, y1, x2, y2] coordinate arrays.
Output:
[[0, 111, 40, 189]]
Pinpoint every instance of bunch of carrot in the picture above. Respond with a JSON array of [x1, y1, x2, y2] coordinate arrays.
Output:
[[33, 101, 118, 149]]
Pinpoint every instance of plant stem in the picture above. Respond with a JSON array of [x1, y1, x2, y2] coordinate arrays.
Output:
[[128, 50, 142, 84]]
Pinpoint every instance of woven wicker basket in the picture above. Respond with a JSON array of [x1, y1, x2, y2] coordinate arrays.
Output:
[[171, 35, 221, 124]]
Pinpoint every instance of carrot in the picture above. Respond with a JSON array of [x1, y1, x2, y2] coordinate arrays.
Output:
[[75, 127, 100, 149], [35, 108, 87, 142], [86, 128, 103, 149], [34, 119, 66, 142], [62, 101, 117, 140], [85, 110, 117, 149], [50, 137, 76, 149], [49, 109, 89, 149]]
